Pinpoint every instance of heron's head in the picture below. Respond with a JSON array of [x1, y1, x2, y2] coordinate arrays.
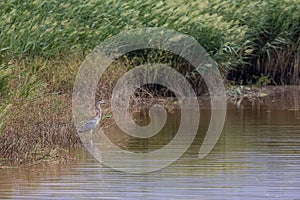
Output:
[[98, 99, 105, 104]]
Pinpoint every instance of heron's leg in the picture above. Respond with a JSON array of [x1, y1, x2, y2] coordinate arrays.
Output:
[[89, 130, 94, 146]]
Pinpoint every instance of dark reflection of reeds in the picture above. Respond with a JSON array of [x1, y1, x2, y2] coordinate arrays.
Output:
[[102, 97, 212, 154], [103, 86, 300, 158], [224, 86, 300, 152]]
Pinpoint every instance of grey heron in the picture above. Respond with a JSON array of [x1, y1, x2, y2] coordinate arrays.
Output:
[[78, 99, 106, 133]]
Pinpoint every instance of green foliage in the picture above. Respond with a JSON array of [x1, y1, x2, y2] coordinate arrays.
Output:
[[0, 0, 246, 67], [0, 0, 299, 84], [209, 0, 300, 84], [0, 65, 10, 97], [255, 74, 272, 86]]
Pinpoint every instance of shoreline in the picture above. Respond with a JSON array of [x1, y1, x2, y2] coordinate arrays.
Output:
[[0, 85, 299, 167]]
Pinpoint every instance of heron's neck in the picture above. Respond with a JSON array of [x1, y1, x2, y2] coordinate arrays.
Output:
[[97, 105, 102, 119]]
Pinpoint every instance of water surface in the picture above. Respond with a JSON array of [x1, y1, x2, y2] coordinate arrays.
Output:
[[1, 87, 300, 199]]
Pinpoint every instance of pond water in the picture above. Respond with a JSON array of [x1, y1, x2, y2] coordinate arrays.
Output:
[[1, 87, 300, 199]]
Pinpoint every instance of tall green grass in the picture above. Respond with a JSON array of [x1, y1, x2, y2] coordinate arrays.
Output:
[[208, 0, 300, 84], [0, 0, 246, 65], [1, 0, 298, 84]]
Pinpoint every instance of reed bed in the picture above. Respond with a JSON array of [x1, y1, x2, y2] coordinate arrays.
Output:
[[1, 0, 298, 84]]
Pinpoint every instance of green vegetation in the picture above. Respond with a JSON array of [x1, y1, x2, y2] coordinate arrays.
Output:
[[1, 0, 299, 81], [0, 0, 299, 164]]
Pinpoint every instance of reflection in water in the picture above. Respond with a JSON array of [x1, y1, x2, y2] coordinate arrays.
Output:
[[1, 87, 300, 199]]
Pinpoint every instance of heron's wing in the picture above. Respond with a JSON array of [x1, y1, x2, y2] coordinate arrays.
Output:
[[77, 117, 100, 133]]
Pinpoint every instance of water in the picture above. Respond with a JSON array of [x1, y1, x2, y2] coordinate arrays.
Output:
[[1, 87, 300, 199]]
